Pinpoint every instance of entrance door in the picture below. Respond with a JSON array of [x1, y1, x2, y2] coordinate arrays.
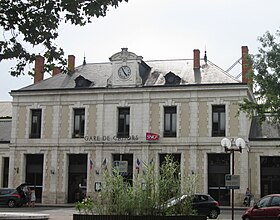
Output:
[[68, 154, 87, 203], [159, 153, 181, 168], [26, 154, 44, 203], [159, 153, 181, 199], [261, 156, 280, 197], [112, 154, 133, 186], [2, 157, 9, 187], [208, 153, 230, 206]]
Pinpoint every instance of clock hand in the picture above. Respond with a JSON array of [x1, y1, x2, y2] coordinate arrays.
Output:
[[122, 67, 127, 76]]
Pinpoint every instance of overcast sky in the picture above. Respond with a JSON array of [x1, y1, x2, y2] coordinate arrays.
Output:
[[1, 0, 280, 101]]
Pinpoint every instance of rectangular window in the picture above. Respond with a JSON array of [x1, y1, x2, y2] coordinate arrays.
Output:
[[164, 106, 177, 137], [212, 105, 225, 137], [30, 109, 42, 138], [117, 107, 130, 138], [73, 108, 85, 138]]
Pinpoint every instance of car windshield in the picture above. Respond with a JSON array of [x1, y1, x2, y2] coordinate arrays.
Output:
[[164, 194, 189, 206], [193, 195, 209, 202], [257, 196, 270, 208]]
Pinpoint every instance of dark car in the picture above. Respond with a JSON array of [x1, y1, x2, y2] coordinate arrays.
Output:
[[159, 193, 220, 219], [242, 194, 280, 220], [0, 187, 27, 207]]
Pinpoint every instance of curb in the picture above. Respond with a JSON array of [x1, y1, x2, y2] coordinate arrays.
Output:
[[33, 203, 75, 208]]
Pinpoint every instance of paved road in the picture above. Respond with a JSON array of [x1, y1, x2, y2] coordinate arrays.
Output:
[[220, 209, 244, 220], [0, 206, 76, 220], [0, 206, 246, 220]]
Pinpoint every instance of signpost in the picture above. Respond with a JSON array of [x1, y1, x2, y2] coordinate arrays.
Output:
[[221, 138, 245, 220]]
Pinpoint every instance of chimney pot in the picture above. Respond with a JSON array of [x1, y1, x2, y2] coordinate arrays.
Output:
[[68, 55, 75, 73], [193, 49, 200, 69], [34, 55, 44, 84]]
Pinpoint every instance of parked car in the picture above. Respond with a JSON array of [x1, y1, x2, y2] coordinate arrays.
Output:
[[158, 193, 220, 219], [0, 187, 27, 208], [242, 194, 280, 220]]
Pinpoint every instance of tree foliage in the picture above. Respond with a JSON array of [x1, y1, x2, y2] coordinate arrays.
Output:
[[239, 29, 280, 124], [0, 0, 128, 76]]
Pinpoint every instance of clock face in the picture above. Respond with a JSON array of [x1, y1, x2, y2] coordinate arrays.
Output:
[[118, 66, 131, 79]]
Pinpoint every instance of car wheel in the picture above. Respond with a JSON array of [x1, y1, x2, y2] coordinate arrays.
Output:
[[243, 217, 251, 220], [8, 199, 16, 208], [208, 209, 219, 219]]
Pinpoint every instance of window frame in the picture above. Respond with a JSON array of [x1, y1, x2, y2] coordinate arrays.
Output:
[[117, 107, 130, 138], [164, 106, 177, 137], [73, 108, 85, 138], [212, 105, 226, 137], [30, 109, 42, 139]]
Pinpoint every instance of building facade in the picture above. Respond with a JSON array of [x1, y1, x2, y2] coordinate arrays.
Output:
[[0, 102, 12, 188], [5, 46, 279, 206]]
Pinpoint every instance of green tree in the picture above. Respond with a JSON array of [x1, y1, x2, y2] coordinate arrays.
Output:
[[239, 29, 280, 124], [0, 0, 128, 76]]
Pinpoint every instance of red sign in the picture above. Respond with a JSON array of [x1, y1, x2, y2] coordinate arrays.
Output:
[[146, 132, 160, 141]]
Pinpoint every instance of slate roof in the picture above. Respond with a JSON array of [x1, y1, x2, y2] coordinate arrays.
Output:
[[0, 119, 11, 143], [0, 102, 12, 118], [17, 58, 240, 92], [145, 60, 238, 86], [249, 116, 280, 140]]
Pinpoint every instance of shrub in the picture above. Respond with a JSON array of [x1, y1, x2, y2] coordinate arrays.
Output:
[[76, 155, 197, 216], [75, 197, 94, 215]]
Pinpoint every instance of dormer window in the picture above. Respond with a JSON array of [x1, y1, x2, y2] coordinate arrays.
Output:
[[75, 75, 93, 88], [164, 72, 181, 85]]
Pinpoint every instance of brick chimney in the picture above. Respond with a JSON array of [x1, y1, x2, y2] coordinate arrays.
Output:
[[193, 49, 200, 69], [34, 55, 44, 84], [193, 49, 201, 83], [68, 55, 75, 73], [242, 46, 251, 84], [52, 67, 61, 76]]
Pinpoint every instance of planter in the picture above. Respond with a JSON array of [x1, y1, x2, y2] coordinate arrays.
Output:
[[73, 214, 207, 220]]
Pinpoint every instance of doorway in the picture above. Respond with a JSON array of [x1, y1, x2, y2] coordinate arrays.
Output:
[[208, 153, 230, 206], [260, 156, 280, 197], [112, 154, 133, 186], [25, 154, 44, 203], [68, 154, 87, 203], [2, 157, 9, 187]]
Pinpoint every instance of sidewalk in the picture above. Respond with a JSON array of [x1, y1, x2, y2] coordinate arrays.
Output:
[[221, 206, 248, 210], [35, 203, 75, 207]]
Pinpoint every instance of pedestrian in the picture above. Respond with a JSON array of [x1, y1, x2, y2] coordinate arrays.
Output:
[[243, 187, 251, 206], [30, 188, 36, 208], [25, 187, 31, 207]]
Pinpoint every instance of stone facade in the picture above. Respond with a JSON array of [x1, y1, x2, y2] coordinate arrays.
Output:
[[4, 47, 279, 206]]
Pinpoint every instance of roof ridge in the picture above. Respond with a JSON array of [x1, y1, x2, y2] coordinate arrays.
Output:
[[145, 58, 192, 62]]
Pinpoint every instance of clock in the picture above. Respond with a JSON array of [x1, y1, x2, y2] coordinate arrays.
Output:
[[118, 66, 131, 79]]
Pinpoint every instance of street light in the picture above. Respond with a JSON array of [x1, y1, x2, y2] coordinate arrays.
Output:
[[221, 137, 245, 220]]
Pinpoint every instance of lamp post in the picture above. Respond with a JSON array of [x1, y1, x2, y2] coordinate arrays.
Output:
[[221, 137, 245, 220]]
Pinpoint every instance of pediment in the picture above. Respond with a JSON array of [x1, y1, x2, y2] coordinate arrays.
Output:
[[109, 48, 143, 62]]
